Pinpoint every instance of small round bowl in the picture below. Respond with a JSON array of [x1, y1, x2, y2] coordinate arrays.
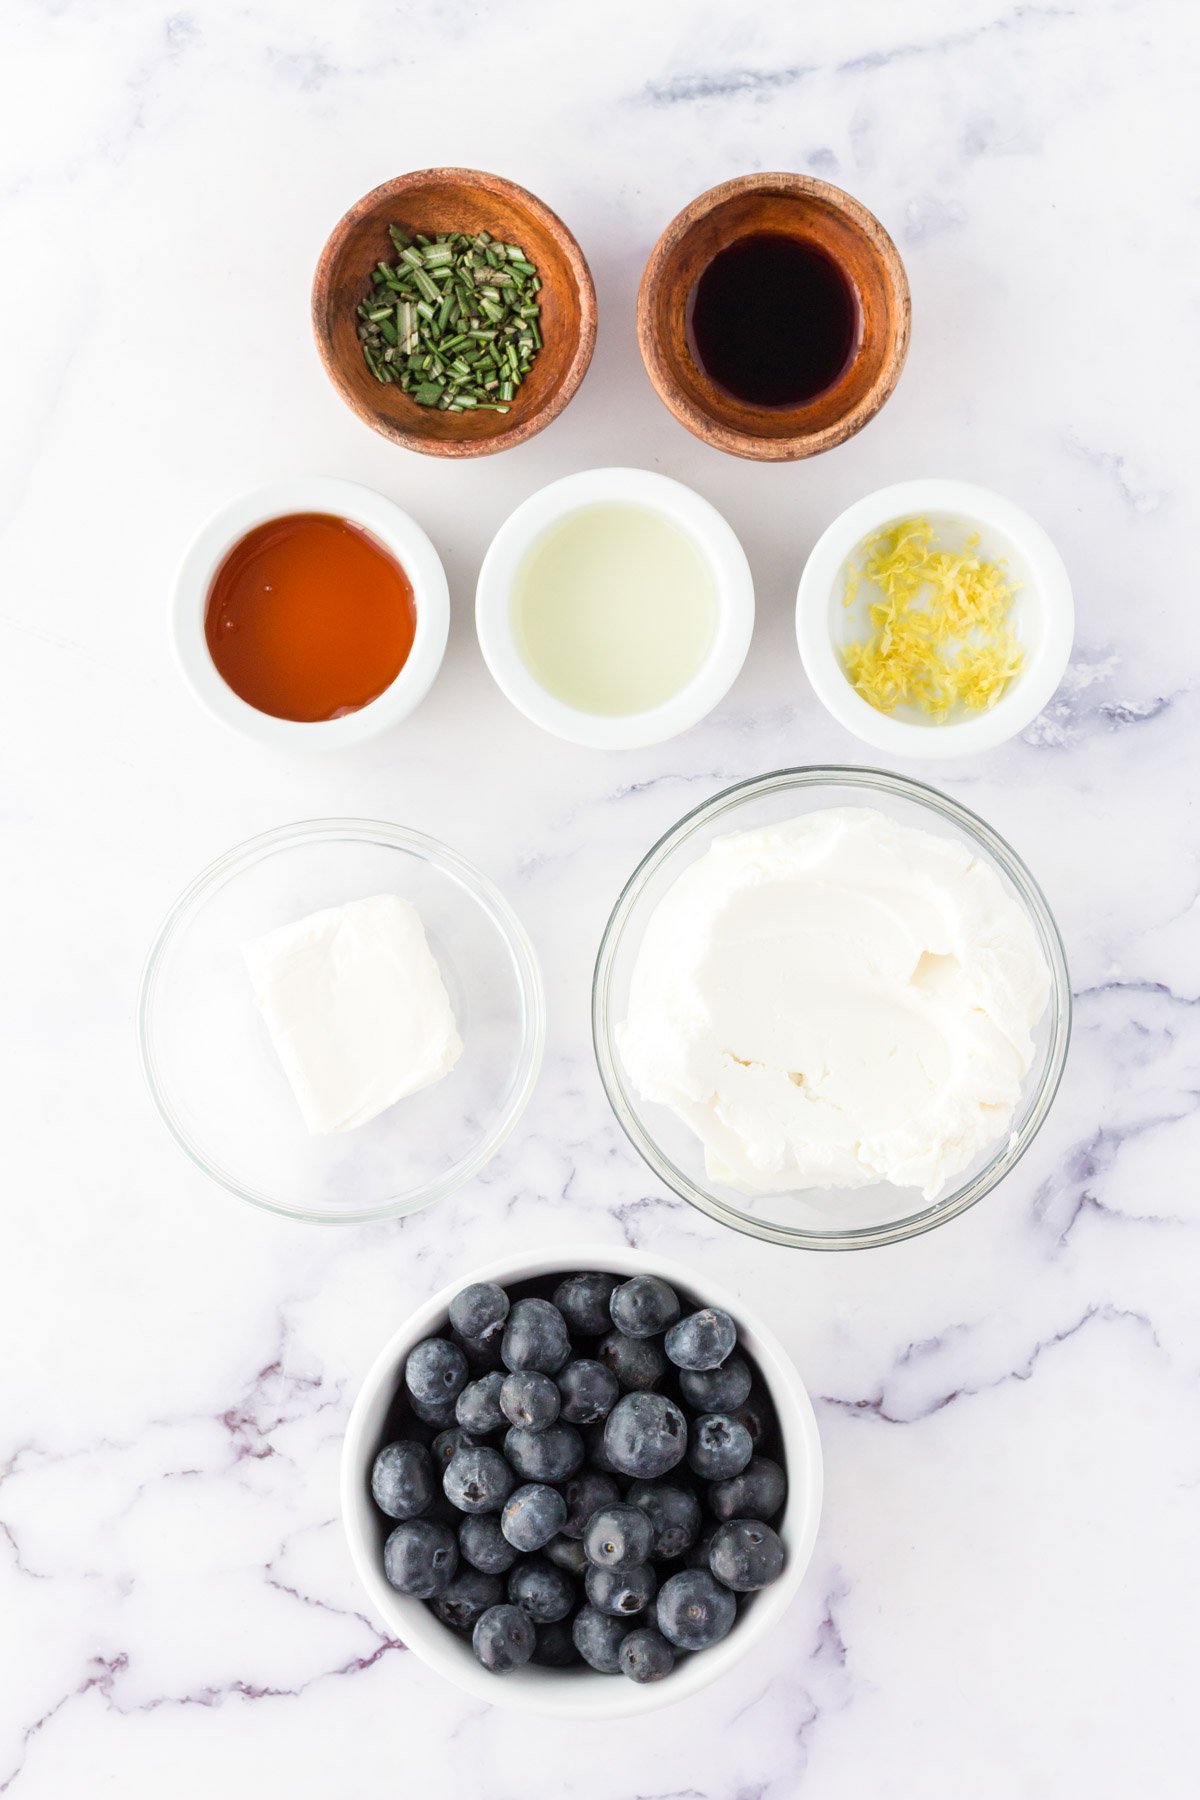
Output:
[[796, 479, 1075, 759], [593, 768, 1071, 1251], [138, 820, 544, 1222], [638, 173, 910, 461], [342, 1243, 823, 1718], [172, 478, 450, 751], [476, 467, 755, 749], [313, 169, 597, 458]]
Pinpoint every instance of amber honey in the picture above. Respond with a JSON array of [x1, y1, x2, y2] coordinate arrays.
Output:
[[204, 513, 416, 722]]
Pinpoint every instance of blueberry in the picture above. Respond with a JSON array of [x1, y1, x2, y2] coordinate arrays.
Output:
[[501, 1482, 568, 1553], [596, 1331, 666, 1393], [544, 1534, 589, 1577], [709, 1455, 787, 1523], [730, 1394, 772, 1447], [553, 1271, 618, 1335], [451, 1324, 504, 1373], [456, 1372, 507, 1435], [556, 1358, 619, 1425], [431, 1568, 503, 1631], [603, 1392, 688, 1479], [582, 1504, 655, 1572], [664, 1309, 737, 1372], [679, 1353, 753, 1415], [405, 1336, 469, 1406], [609, 1275, 681, 1338], [561, 1469, 621, 1539], [582, 1421, 619, 1474], [458, 1513, 518, 1575], [504, 1423, 584, 1483], [619, 1627, 676, 1683], [408, 1391, 460, 1429], [472, 1603, 536, 1674], [572, 1605, 632, 1673], [501, 1298, 571, 1375], [371, 1441, 436, 1520], [687, 1413, 754, 1481], [586, 1561, 658, 1617], [532, 1618, 580, 1667], [626, 1481, 703, 1560], [499, 1369, 561, 1432], [443, 1445, 516, 1514], [431, 1427, 479, 1478], [656, 1569, 736, 1651], [507, 1555, 576, 1624], [449, 1282, 509, 1346], [383, 1518, 458, 1598], [709, 1519, 786, 1591]]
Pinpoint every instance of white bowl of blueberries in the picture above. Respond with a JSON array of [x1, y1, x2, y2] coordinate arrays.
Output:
[[341, 1246, 823, 1716]]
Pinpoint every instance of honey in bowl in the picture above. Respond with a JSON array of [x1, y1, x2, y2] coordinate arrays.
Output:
[[204, 513, 416, 722]]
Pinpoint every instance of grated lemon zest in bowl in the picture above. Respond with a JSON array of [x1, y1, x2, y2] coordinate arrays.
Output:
[[841, 517, 1023, 720]]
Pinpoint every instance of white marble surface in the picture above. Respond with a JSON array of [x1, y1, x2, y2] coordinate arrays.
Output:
[[3, 1, 1198, 1793]]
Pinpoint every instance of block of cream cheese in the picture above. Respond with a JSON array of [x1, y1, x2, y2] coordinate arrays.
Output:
[[243, 894, 462, 1135]]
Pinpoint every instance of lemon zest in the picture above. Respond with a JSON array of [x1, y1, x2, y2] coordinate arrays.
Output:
[[841, 517, 1023, 720]]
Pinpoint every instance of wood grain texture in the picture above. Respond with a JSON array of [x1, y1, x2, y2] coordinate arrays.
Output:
[[637, 173, 911, 462], [312, 169, 597, 459]]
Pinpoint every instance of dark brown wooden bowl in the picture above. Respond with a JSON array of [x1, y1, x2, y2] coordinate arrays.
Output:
[[313, 169, 597, 458], [638, 173, 911, 462]]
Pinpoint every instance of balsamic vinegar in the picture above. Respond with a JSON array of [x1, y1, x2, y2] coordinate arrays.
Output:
[[687, 232, 859, 407]]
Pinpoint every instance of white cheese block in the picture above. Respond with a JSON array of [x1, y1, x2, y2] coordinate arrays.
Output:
[[243, 894, 462, 1135]]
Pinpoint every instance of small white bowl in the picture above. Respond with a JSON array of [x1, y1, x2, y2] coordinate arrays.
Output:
[[172, 477, 450, 750], [342, 1243, 823, 1718], [796, 478, 1074, 758], [475, 468, 755, 749]]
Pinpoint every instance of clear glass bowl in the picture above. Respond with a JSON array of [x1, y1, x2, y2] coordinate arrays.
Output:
[[139, 820, 544, 1222], [592, 767, 1070, 1251]]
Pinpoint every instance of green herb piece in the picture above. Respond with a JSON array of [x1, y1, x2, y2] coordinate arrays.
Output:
[[355, 222, 543, 413]]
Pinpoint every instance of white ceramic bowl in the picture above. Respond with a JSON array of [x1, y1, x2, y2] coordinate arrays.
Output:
[[796, 478, 1074, 758], [342, 1244, 823, 1717], [475, 467, 755, 749], [172, 477, 450, 749]]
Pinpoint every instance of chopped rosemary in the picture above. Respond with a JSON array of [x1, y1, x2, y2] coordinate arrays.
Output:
[[355, 225, 542, 412]]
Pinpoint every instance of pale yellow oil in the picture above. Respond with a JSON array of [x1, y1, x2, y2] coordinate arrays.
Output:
[[511, 504, 718, 716]]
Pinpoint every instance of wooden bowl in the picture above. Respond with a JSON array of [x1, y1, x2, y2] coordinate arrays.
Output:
[[638, 173, 911, 462], [313, 169, 597, 458]]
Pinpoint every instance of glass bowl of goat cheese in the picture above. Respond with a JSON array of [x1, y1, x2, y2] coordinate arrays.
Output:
[[592, 767, 1070, 1251], [139, 819, 544, 1222]]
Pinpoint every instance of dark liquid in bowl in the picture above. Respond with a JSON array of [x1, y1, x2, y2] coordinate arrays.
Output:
[[687, 233, 860, 407]]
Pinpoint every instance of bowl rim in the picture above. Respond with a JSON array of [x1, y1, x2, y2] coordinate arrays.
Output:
[[637, 171, 911, 462], [341, 1241, 824, 1718], [592, 765, 1072, 1251], [796, 478, 1075, 758], [137, 817, 546, 1222], [312, 167, 597, 459], [171, 478, 450, 751], [475, 466, 755, 748]]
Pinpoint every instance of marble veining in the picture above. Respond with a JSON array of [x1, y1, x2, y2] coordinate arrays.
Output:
[[3, 0, 1198, 1794]]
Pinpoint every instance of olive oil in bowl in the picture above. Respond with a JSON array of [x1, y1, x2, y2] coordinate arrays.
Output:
[[511, 503, 718, 716]]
